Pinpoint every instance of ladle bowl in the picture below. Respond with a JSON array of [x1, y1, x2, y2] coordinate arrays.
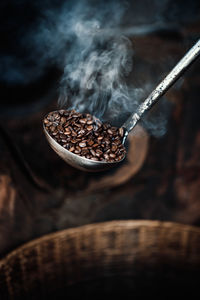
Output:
[[43, 120, 125, 172]]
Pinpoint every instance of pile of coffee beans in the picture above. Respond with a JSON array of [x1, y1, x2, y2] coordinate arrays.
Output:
[[44, 109, 126, 162]]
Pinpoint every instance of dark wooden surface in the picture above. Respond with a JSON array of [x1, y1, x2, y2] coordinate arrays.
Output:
[[0, 32, 200, 257]]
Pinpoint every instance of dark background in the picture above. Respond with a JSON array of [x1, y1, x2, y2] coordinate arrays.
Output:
[[0, 0, 200, 257]]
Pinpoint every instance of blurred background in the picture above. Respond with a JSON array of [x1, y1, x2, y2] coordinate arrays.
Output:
[[0, 0, 200, 261]]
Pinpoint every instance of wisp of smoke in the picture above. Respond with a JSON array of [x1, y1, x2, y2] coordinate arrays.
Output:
[[28, 0, 172, 134], [27, 0, 143, 122], [5, 0, 196, 134], [55, 1, 142, 121]]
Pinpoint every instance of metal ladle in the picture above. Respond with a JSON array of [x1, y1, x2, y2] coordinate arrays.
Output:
[[44, 39, 200, 172]]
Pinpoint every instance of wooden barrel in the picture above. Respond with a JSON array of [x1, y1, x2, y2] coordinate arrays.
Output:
[[0, 220, 200, 299]]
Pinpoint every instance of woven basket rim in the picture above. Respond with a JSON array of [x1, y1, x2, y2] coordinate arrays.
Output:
[[1, 219, 199, 265]]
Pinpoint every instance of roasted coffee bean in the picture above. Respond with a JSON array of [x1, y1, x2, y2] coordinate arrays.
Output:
[[111, 144, 117, 152], [64, 121, 70, 127], [104, 139, 110, 145], [69, 146, 75, 152], [90, 149, 96, 156], [97, 136, 103, 141], [96, 152, 103, 158], [86, 125, 93, 131], [103, 153, 109, 160], [45, 121, 52, 127], [74, 123, 82, 128], [47, 116, 54, 122], [59, 110, 65, 115], [44, 109, 126, 162], [64, 127, 71, 134], [107, 129, 113, 135], [82, 148, 89, 154], [79, 118, 87, 124], [60, 117, 67, 124], [61, 138, 67, 143], [114, 139, 121, 145], [57, 124, 63, 131], [71, 139, 77, 144], [119, 127, 124, 137], [87, 139, 94, 146], [75, 147, 81, 154], [50, 125, 56, 131], [79, 142, 86, 148], [105, 149, 111, 154], [93, 143, 99, 148], [71, 130, 77, 137], [78, 129, 85, 135], [52, 130, 58, 136]]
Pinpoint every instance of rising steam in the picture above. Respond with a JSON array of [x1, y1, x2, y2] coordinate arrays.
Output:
[[29, 0, 171, 134], [55, 1, 144, 123], [59, 26, 139, 120], [27, 0, 145, 123], [5, 0, 197, 134]]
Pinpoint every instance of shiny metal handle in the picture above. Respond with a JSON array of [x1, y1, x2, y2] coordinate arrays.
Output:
[[123, 39, 200, 134]]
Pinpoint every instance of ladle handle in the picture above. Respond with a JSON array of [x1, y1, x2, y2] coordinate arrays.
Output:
[[123, 39, 200, 134]]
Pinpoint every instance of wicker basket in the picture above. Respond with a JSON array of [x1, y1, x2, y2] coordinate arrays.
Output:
[[0, 220, 200, 299]]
